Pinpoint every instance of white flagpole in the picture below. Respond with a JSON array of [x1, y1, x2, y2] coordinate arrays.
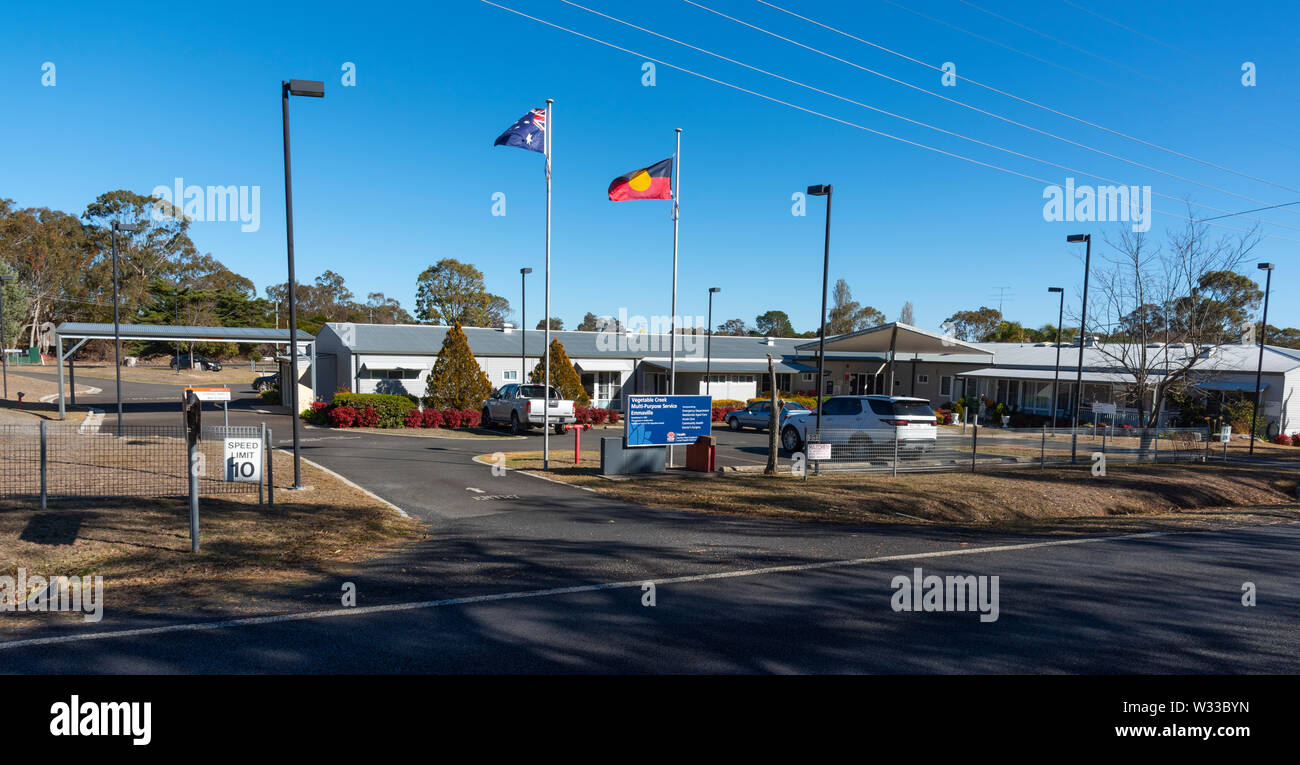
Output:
[[544, 98, 553, 469], [669, 127, 681, 467]]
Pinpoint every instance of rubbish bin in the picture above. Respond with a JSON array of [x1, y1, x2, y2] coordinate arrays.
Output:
[[685, 435, 716, 472]]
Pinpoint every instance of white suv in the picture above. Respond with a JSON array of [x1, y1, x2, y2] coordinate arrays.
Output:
[[780, 395, 938, 454]]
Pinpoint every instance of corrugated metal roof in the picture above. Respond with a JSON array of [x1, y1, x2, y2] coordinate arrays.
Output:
[[330, 323, 809, 360], [641, 359, 818, 374], [967, 341, 1300, 374], [324, 323, 1300, 376], [56, 322, 313, 341]]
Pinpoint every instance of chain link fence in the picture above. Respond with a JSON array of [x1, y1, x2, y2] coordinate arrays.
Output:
[[0, 423, 268, 502], [802, 426, 1219, 475]]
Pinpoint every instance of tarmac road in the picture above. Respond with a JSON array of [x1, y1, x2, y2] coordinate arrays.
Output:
[[6, 369, 1297, 673]]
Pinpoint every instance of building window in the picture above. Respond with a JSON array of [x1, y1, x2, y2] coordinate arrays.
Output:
[[917, 374, 929, 384], [802, 372, 815, 382], [940, 376, 952, 396], [503, 370, 518, 381]]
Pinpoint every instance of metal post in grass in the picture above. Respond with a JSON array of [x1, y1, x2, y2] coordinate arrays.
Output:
[[892, 428, 899, 477], [259, 422, 266, 505], [39, 420, 47, 510], [971, 423, 978, 473], [266, 427, 275, 506], [184, 390, 201, 552], [1040, 425, 1046, 469]]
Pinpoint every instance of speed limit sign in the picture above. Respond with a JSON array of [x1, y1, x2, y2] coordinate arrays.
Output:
[[224, 438, 264, 483]]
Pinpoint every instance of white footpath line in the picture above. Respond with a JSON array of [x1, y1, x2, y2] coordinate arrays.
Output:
[[296, 455, 411, 519], [470, 454, 599, 493], [0, 529, 1175, 650], [77, 409, 104, 435]]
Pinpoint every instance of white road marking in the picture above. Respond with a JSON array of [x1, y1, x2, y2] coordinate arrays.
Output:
[[466, 487, 486, 494], [0, 529, 1177, 650], [470, 454, 599, 493], [294, 455, 411, 519], [77, 409, 104, 435]]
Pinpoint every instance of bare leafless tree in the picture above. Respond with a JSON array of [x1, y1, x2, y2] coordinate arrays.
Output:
[[1084, 214, 1261, 429]]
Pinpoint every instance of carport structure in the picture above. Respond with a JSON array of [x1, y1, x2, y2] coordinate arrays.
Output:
[[52, 322, 315, 419], [797, 322, 993, 391]]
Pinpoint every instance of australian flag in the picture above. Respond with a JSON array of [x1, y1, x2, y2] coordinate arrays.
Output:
[[494, 108, 547, 153]]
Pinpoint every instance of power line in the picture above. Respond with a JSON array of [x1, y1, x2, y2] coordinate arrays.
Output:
[[561, 0, 1300, 233], [1057, 0, 1216, 67], [746, 0, 1300, 200], [476, 1, 1300, 243], [1197, 200, 1300, 223], [869, 0, 1300, 160]]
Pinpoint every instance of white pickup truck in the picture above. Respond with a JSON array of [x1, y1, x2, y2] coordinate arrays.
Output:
[[481, 383, 576, 435]]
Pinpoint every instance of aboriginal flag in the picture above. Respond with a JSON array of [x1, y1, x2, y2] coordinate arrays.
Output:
[[608, 158, 673, 201]]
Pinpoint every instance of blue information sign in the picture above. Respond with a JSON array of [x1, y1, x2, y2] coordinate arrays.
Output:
[[625, 395, 713, 447]]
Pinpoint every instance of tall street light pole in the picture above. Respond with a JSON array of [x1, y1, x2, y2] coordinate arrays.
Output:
[[0, 273, 12, 401], [1066, 233, 1091, 462], [807, 184, 832, 440], [110, 221, 141, 436], [281, 78, 324, 489], [705, 287, 720, 396], [520, 267, 532, 383], [1048, 286, 1064, 429], [1250, 262, 1275, 455]]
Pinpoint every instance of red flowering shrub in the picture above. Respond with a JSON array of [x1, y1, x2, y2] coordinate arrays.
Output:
[[1272, 434, 1291, 445], [328, 405, 358, 428], [459, 409, 481, 428], [356, 407, 379, 428], [574, 407, 592, 425], [606, 409, 620, 424], [404, 410, 424, 428], [421, 409, 443, 428], [590, 408, 608, 425], [1291, 433, 1300, 447], [442, 409, 462, 428]]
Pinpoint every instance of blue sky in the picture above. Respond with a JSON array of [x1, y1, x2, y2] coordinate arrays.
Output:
[[2, 0, 1297, 334]]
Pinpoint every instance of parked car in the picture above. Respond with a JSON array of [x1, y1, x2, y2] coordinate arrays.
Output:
[[780, 395, 937, 455], [170, 354, 223, 371], [726, 400, 811, 431], [481, 383, 576, 435], [253, 372, 280, 392]]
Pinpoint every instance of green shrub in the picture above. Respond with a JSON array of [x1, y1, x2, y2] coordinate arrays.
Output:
[[746, 394, 821, 409], [713, 399, 747, 409], [332, 392, 417, 428], [259, 387, 281, 405]]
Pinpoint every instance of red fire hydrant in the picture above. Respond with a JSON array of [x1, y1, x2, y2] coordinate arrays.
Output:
[[565, 423, 592, 464]]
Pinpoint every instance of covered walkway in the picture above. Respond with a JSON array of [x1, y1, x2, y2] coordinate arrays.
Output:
[[53, 322, 314, 419]]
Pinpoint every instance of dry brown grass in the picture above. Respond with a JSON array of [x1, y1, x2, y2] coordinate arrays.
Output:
[[495, 450, 1298, 531], [0, 447, 423, 633], [0, 373, 93, 424]]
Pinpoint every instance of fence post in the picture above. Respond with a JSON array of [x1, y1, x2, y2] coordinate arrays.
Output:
[[971, 424, 978, 473], [1203, 426, 1210, 463], [266, 427, 274, 506], [258, 422, 265, 505], [187, 437, 200, 553], [1040, 425, 1046, 469], [893, 430, 899, 477], [39, 421, 47, 510]]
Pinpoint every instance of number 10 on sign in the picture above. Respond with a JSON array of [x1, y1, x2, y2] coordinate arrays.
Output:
[[224, 438, 263, 483]]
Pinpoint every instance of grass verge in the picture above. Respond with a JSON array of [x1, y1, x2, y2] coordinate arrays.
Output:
[[0, 447, 423, 634], [488, 450, 1299, 532]]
